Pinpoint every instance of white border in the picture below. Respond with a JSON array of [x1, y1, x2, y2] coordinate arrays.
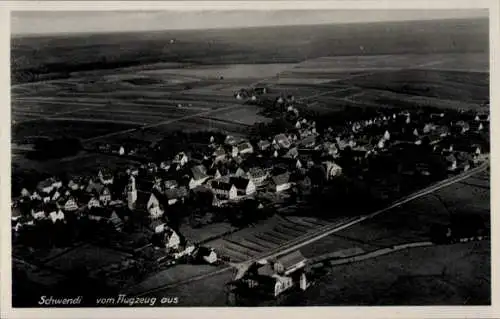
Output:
[[1, 1, 498, 319]]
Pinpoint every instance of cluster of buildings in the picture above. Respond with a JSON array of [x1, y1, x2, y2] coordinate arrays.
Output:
[[12, 88, 489, 261], [228, 250, 309, 301]]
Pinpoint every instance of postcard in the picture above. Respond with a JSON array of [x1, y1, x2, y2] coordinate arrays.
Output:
[[1, 1, 498, 318]]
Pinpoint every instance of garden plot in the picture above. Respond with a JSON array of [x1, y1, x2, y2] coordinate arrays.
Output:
[[207, 215, 331, 263]]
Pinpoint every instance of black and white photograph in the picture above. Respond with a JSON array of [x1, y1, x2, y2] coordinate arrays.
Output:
[[2, 1, 497, 316]]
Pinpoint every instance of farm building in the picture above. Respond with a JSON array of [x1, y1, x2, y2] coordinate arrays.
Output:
[[232, 250, 308, 298]]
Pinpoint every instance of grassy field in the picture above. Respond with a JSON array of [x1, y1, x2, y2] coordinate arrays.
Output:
[[289, 240, 490, 306], [44, 244, 133, 272]]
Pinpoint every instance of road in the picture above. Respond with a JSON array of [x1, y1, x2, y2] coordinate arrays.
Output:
[[131, 161, 488, 297]]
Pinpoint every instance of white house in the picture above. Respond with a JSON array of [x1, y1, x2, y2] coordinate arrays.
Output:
[[49, 210, 65, 224], [165, 228, 181, 251], [230, 177, 256, 196], [147, 192, 164, 219], [63, 197, 79, 213]]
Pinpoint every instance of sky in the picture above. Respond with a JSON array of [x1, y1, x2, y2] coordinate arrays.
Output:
[[11, 9, 488, 36]]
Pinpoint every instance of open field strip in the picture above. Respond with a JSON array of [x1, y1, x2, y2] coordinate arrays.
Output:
[[132, 162, 488, 297], [81, 104, 245, 143]]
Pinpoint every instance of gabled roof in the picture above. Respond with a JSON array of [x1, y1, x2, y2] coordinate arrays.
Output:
[[237, 141, 253, 152], [229, 176, 252, 190], [272, 172, 290, 185], [276, 250, 307, 270], [165, 186, 188, 200], [191, 165, 208, 181], [247, 167, 266, 178], [211, 180, 234, 191]]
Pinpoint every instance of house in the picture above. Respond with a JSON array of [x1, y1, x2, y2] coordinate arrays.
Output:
[[231, 146, 239, 158], [212, 147, 227, 162], [299, 135, 316, 148], [192, 246, 218, 264], [283, 147, 299, 159], [225, 135, 238, 146], [323, 161, 342, 180], [445, 154, 458, 171], [189, 165, 209, 189], [37, 179, 54, 194], [99, 187, 112, 206], [271, 172, 292, 192], [147, 192, 164, 219], [230, 177, 256, 196], [98, 169, 114, 185], [238, 141, 254, 155], [257, 140, 271, 151], [164, 179, 178, 190], [322, 142, 339, 156], [234, 250, 308, 298], [207, 167, 222, 179], [165, 187, 188, 206], [126, 180, 138, 210], [151, 220, 166, 233], [247, 167, 269, 187], [273, 134, 291, 149], [49, 210, 65, 224], [88, 196, 101, 209], [164, 228, 181, 251], [86, 179, 104, 195], [68, 178, 82, 191], [172, 152, 189, 167], [210, 180, 238, 200], [88, 208, 122, 229], [63, 197, 79, 213], [232, 167, 247, 178], [469, 121, 484, 132]]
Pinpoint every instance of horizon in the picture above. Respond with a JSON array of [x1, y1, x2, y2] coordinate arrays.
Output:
[[11, 9, 488, 37]]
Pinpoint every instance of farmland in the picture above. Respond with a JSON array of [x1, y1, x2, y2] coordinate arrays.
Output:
[[11, 16, 490, 307]]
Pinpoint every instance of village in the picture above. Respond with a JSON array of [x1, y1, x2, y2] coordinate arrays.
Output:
[[11, 87, 490, 300]]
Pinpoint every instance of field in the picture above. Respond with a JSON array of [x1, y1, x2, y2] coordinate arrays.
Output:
[[290, 240, 490, 306], [206, 214, 342, 263], [44, 243, 133, 272]]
